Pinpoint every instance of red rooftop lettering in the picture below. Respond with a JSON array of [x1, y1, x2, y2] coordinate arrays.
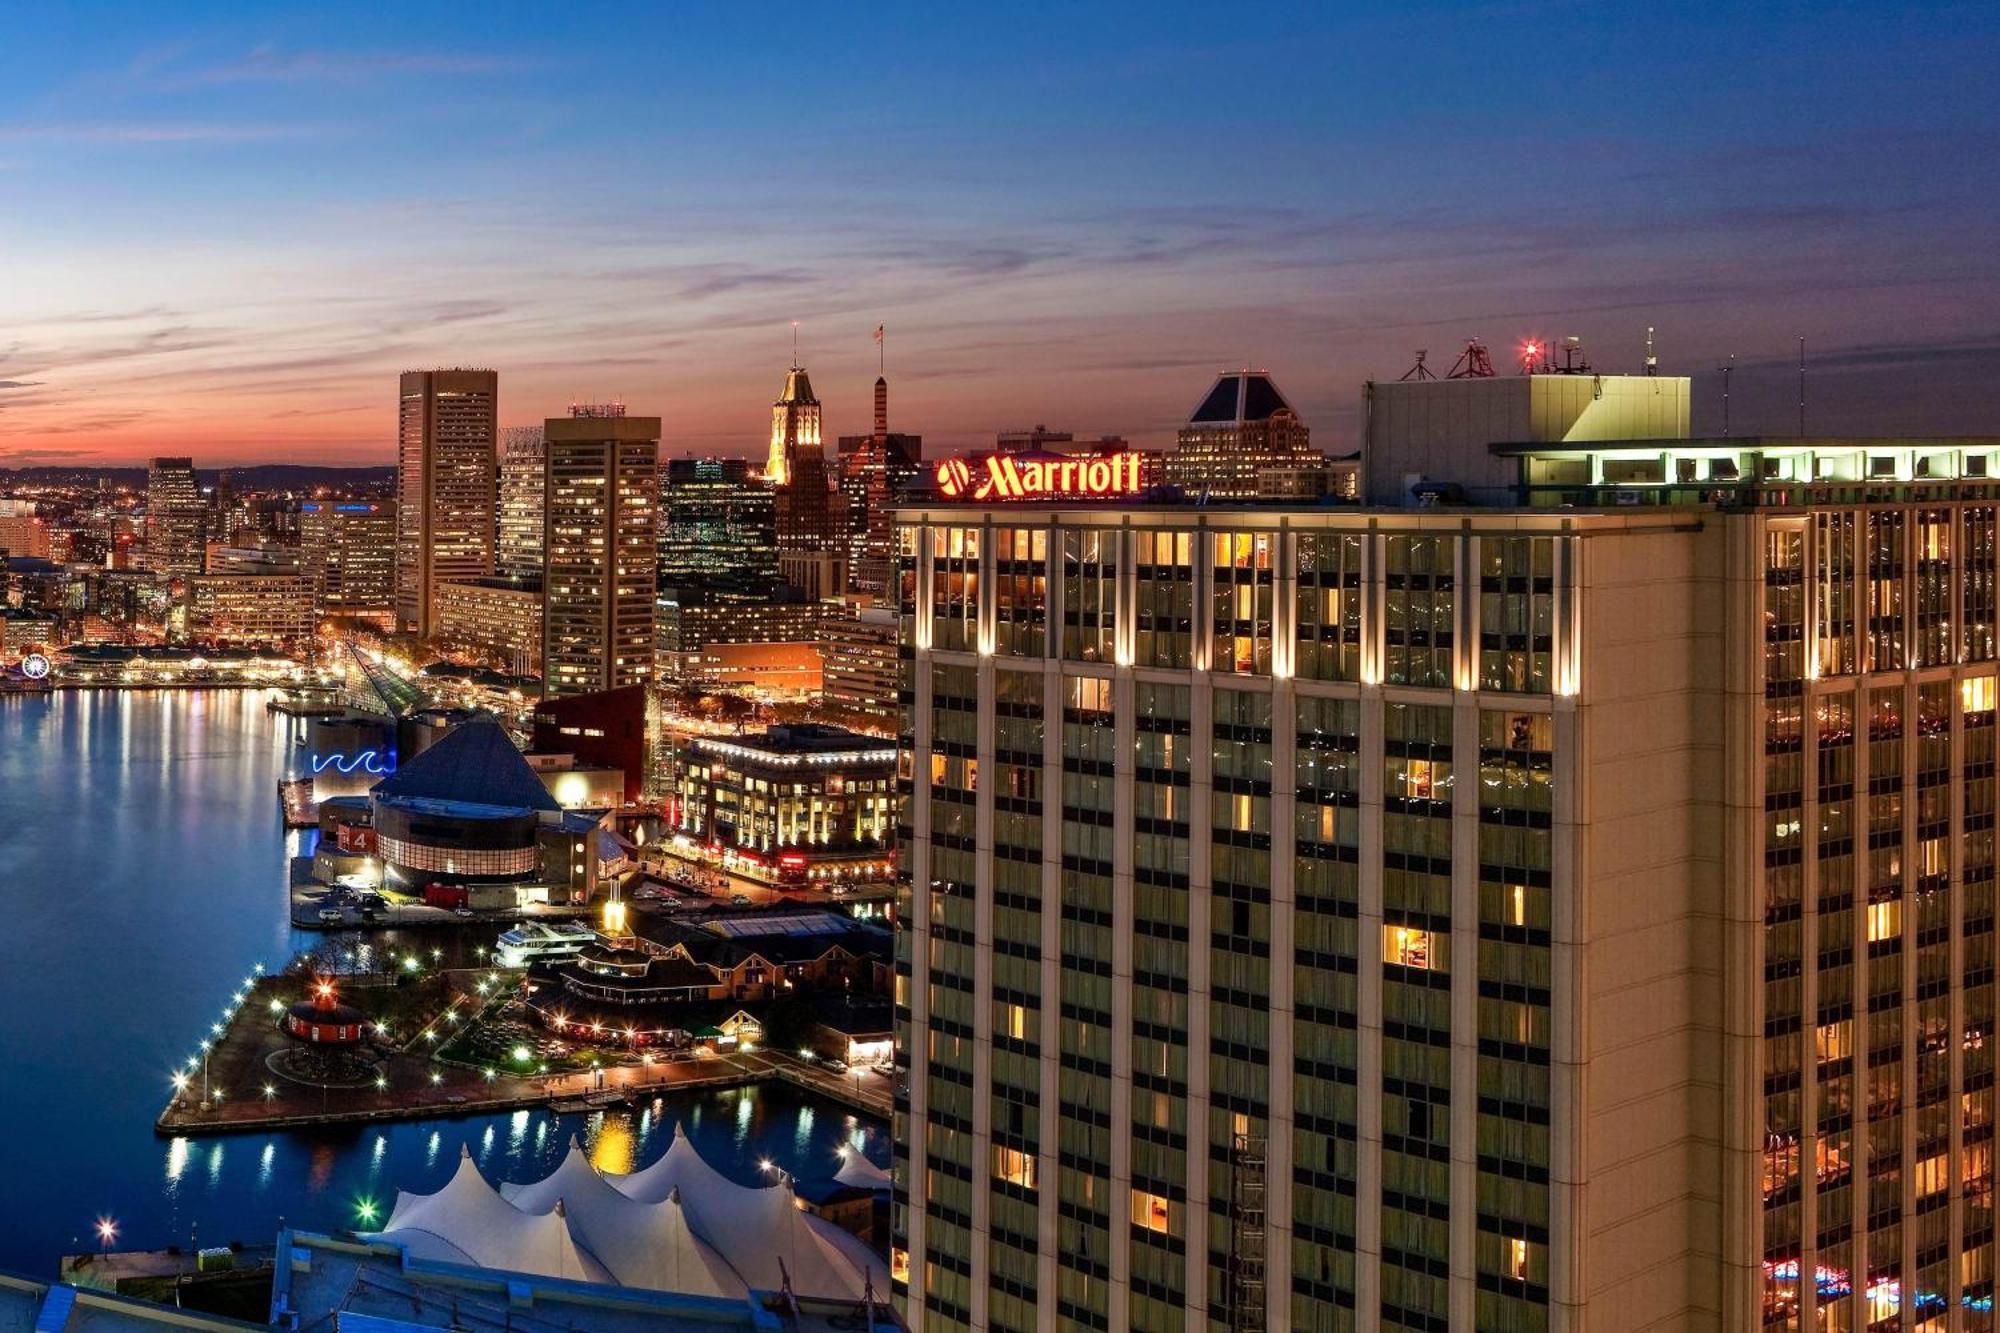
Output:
[[934, 451, 1144, 501]]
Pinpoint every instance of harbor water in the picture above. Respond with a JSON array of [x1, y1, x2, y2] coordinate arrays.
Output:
[[0, 690, 886, 1274]]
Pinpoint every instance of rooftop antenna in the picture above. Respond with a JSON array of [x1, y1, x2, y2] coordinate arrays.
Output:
[[1721, 355, 1735, 437], [1797, 336, 1807, 437], [1399, 350, 1436, 381], [875, 321, 885, 376], [1644, 326, 1658, 377], [791, 320, 801, 369], [1448, 338, 1494, 378]]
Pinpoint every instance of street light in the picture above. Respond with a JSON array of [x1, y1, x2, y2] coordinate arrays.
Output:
[[95, 1217, 117, 1252]]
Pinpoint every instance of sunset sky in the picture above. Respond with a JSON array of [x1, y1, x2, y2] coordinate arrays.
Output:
[[2, 2, 1998, 466]]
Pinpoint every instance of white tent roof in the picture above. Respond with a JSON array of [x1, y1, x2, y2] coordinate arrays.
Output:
[[606, 1124, 877, 1299], [372, 1127, 887, 1304], [503, 1139, 744, 1299], [381, 1148, 607, 1284], [833, 1146, 893, 1192]]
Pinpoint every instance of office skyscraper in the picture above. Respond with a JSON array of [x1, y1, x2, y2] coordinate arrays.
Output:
[[497, 425, 547, 582], [769, 364, 845, 599], [837, 374, 922, 594], [659, 456, 779, 599], [395, 368, 498, 637], [1163, 370, 1319, 500], [542, 405, 658, 699], [893, 425, 2000, 1329], [145, 456, 205, 577]]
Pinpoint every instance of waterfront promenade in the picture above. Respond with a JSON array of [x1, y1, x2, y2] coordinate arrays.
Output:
[[155, 970, 891, 1137], [159, 1045, 890, 1136]]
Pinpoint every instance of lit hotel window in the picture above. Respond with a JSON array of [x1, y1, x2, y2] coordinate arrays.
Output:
[[1003, 1003, 1028, 1041], [1385, 924, 1442, 972], [1965, 675, 1997, 714], [1866, 900, 1900, 943], [1508, 1237, 1530, 1282], [994, 1146, 1036, 1189], [1131, 1190, 1171, 1233]]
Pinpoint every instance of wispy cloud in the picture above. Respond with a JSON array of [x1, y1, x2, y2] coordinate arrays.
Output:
[[0, 123, 306, 146], [176, 45, 527, 86], [0, 381, 41, 390]]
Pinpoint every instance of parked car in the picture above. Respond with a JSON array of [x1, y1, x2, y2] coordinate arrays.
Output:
[[730, 894, 752, 907], [818, 1057, 848, 1074]]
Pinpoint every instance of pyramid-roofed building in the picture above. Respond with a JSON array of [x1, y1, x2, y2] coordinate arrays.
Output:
[[1165, 367, 1321, 500], [371, 1126, 888, 1304], [1186, 369, 1296, 425], [368, 716, 563, 885], [372, 715, 560, 814]]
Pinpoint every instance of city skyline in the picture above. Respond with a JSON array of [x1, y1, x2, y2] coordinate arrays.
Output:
[[2, 2, 1999, 465]]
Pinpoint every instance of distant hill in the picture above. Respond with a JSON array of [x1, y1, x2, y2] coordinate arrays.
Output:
[[0, 464, 395, 489]]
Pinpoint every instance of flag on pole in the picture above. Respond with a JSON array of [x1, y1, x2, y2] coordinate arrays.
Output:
[[874, 323, 884, 341]]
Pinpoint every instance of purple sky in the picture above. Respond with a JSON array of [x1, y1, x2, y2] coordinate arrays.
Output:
[[1, 2, 1997, 465]]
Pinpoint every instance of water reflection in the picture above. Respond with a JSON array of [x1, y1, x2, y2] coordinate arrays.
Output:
[[588, 1116, 635, 1175]]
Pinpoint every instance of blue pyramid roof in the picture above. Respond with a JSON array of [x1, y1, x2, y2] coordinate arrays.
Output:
[[372, 717, 560, 813]]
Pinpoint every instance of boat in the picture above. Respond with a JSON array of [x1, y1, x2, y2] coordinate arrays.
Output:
[[495, 920, 602, 968]]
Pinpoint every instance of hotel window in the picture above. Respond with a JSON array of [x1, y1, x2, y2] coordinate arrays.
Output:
[[929, 525, 980, 652], [1865, 509, 1907, 672], [1866, 900, 1900, 944], [1060, 528, 1117, 662], [1134, 530, 1194, 668], [1914, 509, 1954, 667], [1478, 536, 1555, 693], [994, 1145, 1037, 1190], [1385, 924, 1444, 972], [1384, 534, 1455, 688], [1129, 1189, 1171, 1233], [1295, 532, 1364, 683], [993, 526, 1048, 658], [1965, 506, 1997, 662], [1210, 530, 1275, 675], [1814, 511, 1859, 677]]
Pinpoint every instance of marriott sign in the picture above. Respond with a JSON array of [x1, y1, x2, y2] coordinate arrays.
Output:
[[934, 449, 1147, 502]]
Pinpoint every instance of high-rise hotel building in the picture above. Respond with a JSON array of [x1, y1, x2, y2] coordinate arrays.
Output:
[[300, 500, 396, 623], [542, 405, 658, 699], [892, 431, 2000, 1331], [395, 368, 499, 637]]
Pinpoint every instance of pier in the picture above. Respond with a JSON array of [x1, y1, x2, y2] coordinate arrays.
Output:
[[154, 970, 891, 1139]]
